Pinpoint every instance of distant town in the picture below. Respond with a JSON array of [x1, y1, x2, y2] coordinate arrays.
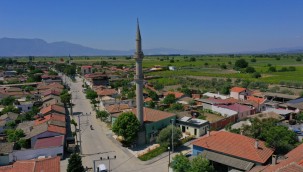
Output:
[[0, 24, 303, 172]]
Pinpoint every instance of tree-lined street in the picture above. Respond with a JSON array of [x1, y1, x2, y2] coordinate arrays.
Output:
[[60, 74, 170, 172]]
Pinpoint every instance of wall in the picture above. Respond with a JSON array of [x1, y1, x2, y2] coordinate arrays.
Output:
[[16, 103, 33, 113], [0, 154, 12, 166], [202, 103, 212, 110], [210, 115, 236, 130], [192, 145, 204, 156], [145, 116, 176, 143], [13, 146, 63, 161], [230, 92, 239, 100]]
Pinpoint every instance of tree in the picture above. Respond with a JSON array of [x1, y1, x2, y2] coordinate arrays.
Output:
[[157, 125, 182, 147], [96, 110, 109, 121], [251, 58, 257, 62], [67, 153, 85, 172], [268, 66, 276, 72], [86, 89, 98, 100], [1, 96, 16, 106], [171, 154, 191, 172], [148, 90, 159, 101], [112, 112, 140, 144], [252, 72, 261, 78], [296, 57, 302, 61], [245, 66, 256, 73], [189, 155, 215, 172], [170, 103, 183, 111], [60, 92, 71, 106], [163, 94, 176, 104], [234, 59, 248, 69], [5, 129, 25, 142], [1, 105, 20, 114]]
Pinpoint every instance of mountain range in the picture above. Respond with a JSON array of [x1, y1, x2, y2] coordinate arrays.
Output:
[[0, 38, 198, 56], [0, 37, 302, 56]]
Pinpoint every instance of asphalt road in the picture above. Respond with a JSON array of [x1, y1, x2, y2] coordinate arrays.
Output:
[[60, 75, 170, 172]]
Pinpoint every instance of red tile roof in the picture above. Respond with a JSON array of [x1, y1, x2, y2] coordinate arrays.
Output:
[[105, 104, 130, 114], [40, 104, 65, 115], [247, 96, 266, 104], [144, 97, 153, 102], [97, 89, 117, 96], [192, 131, 274, 164], [250, 143, 303, 172], [192, 94, 201, 99], [34, 114, 66, 126], [217, 103, 252, 113], [231, 87, 246, 93], [81, 65, 92, 69], [0, 156, 60, 172], [48, 125, 66, 135], [34, 136, 64, 149], [277, 163, 303, 172], [41, 89, 62, 96], [164, 91, 184, 99], [132, 107, 176, 122]]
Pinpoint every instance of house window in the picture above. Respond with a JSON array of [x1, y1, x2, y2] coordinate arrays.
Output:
[[187, 127, 188, 129], [194, 129, 197, 136]]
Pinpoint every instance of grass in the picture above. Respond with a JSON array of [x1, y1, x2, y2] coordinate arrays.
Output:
[[138, 146, 167, 161]]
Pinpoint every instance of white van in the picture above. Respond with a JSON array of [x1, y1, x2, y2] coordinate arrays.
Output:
[[97, 164, 107, 172]]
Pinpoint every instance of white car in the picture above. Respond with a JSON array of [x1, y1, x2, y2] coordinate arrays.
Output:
[[97, 164, 107, 172]]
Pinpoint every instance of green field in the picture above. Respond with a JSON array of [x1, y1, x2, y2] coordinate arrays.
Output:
[[16, 54, 303, 85]]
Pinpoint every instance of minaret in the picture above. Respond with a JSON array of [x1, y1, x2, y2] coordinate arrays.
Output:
[[134, 19, 144, 126]]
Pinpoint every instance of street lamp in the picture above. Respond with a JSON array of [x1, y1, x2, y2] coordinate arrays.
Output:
[[168, 146, 171, 172], [171, 119, 175, 153]]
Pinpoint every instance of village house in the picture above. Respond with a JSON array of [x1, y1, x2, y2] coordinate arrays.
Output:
[[250, 143, 303, 172], [230, 87, 251, 100], [177, 116, 209, 138], [0, 156, 60, 172], [0, 142, 14, 166], [217, 103, 255, 120], [39, 104, 66, 116], [192, 131, 274, 171], [81, 65, 93, 75]]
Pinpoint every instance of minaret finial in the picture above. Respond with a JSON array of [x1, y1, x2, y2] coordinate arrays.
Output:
[[136, 18, 141, 41]]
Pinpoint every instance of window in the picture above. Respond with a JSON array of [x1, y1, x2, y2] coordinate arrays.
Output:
[[187, 127, 188, 129], [194, 129, 197, 136]]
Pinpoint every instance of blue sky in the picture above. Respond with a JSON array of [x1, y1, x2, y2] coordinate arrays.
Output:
[[1, 0, 303, 53]]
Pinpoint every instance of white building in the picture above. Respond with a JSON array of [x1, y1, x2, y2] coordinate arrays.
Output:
[[177, 117, 209, 138]]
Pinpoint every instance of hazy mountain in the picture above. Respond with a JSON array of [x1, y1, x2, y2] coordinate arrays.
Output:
[[0, 38, 199, 56]]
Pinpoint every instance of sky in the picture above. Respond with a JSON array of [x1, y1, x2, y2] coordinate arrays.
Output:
[[1, 0, 303, 53]]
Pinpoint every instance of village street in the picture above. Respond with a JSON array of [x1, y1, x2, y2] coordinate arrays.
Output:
[[60, 74, 171, 172]]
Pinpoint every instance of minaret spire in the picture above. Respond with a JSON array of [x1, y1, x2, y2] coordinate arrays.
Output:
[[134, 19, 144, 126]]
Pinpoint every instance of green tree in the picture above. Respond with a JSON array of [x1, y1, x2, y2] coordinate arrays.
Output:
[[268, 66, 276, 72], [5, 129, 25, 142], [148, 90, 159, 101], [171, 154, 191, 172], [245, 66, 256, 73], [251, 58, 257, 62], [157, 125, 182, 147], [96, 110, 109, 121], [170, 103, 183, 111], [297, 113, 303, 122], [5, 121, 16, 129], [163, 94, 176, 104], [234, 59, 248, 69], [86, 89, 98, 100], [1, 96, 16, 106], [252, 72, 261, 78], [112, 112, 140, 144], [189, 155, 215, 172], [60, 92, 71, 106], [1, 105, 20, 114], [67, 153, 85, 172]]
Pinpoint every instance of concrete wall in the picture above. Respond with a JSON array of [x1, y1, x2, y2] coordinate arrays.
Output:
[[13, 146, 63, 161], [230, 92, 239, 100], [16, 103, 33, 113]]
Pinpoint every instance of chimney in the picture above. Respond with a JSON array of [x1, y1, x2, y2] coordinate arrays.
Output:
[[255, 139, 259, 149], [207, 129, 210, 136], [240, 129, 244, 135], [272, 155, 277, 165], [29, 126, 33, 131]]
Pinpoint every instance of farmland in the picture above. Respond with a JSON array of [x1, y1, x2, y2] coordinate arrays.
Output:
[[15, 54, 303, 92]]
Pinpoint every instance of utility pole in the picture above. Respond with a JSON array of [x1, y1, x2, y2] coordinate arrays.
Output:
[[78, 113, 82, 154], [168, 146, 171, 172], [171, 119, 174, 153]]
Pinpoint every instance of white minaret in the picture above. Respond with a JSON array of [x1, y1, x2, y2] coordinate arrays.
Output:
[[134, 19, 144, 126]]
